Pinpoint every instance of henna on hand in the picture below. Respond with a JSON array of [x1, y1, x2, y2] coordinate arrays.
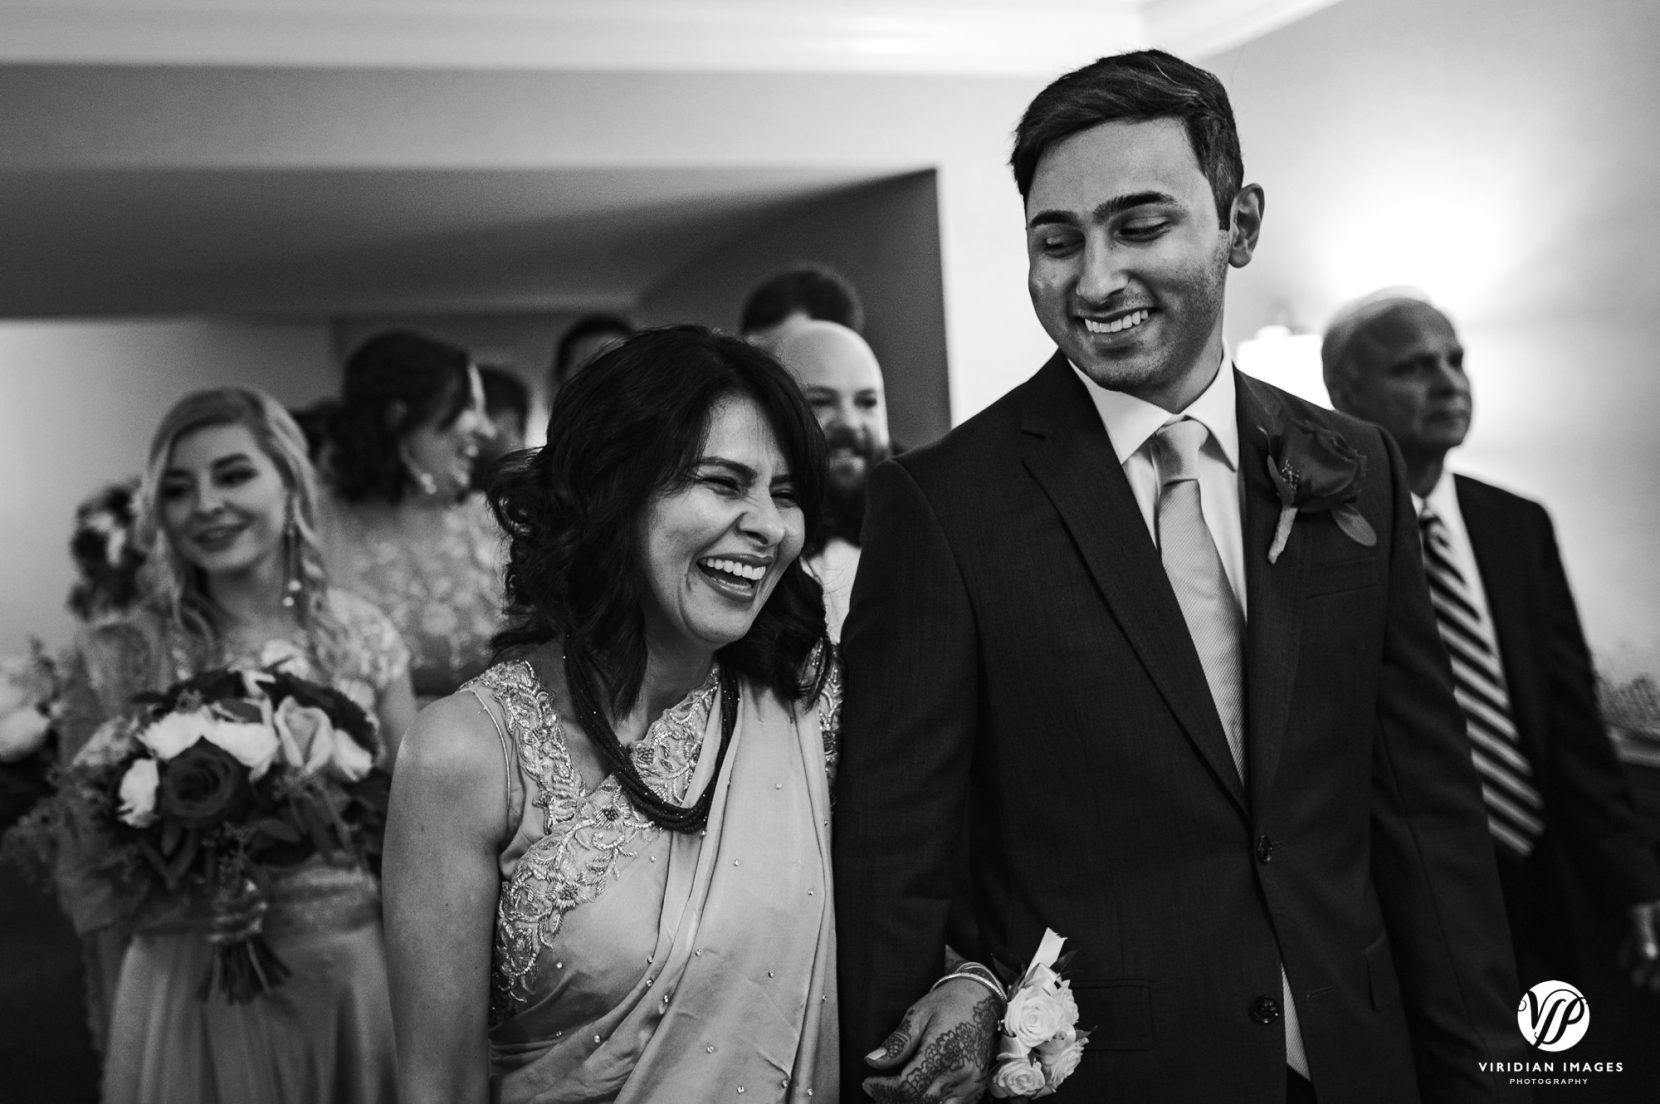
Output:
[[868, 994, 998, 1104], [875, 1013, 917, 1063]]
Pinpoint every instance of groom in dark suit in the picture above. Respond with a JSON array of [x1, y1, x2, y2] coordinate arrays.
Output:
[[1322, 292, 1660, 993], [834, 52, 1527, 1103]]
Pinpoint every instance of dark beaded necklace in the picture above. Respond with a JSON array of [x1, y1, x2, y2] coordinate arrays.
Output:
[[562, 653, 738, 834]]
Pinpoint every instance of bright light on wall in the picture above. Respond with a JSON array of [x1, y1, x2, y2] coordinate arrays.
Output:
[[1235, 326, 1329, 407]]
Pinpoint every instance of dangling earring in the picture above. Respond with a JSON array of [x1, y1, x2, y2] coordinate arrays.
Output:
[[400, 446, 439, 497], [280, 510, 304, 610]]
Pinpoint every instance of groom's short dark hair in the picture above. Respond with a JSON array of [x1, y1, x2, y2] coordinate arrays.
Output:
[[1011, 49, 1243, 227]]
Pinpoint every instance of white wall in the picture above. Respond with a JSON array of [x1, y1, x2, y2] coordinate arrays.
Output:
[[0, 318, 335, 653], [0, 64, 1052, 422], [1203, 0, 1660, 677]]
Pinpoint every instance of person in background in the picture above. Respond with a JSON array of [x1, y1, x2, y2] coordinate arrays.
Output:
[[55, 387, 412, 1102], [384, 326, 839, 1103], [740, 263, 865, 355], [1323, 291, 1660, 996], [773, 320, 891, 643], [321, 330, 504, 704], [547, 313, 635, 406], [474, 365, 530, 491]]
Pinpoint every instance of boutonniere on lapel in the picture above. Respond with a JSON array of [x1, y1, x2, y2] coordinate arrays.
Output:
[[1259, 420, 1377, 564]]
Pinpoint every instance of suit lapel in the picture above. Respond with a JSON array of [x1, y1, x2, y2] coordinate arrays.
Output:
[[1236, 372, 1308, 807], [1019, 354, 1247, 814]]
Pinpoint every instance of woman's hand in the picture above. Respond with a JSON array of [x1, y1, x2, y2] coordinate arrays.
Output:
[[861, 978, 1000, 1104]]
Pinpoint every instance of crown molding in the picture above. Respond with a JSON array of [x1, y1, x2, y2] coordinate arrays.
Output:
[[0, 0, 1343, 76]]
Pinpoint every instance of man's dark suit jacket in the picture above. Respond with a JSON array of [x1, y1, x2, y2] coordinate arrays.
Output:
[[1456, 475, 1660, 968], [834, 355, 1527, 1103]]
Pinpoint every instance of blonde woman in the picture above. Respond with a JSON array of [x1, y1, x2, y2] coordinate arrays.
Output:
[[57, 388, 414, 1104]]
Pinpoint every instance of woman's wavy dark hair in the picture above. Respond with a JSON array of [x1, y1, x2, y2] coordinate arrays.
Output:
[[489, 325, 829, 712], [328, 330, 473, 504]]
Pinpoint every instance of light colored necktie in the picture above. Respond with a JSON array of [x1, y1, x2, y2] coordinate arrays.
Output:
[[1151, 418, 1246, 777], [1150, 417, 1308, 1078], [1419, 507, 1544, 857]]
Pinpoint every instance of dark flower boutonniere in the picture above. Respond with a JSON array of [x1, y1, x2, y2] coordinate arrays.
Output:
[[1261, 421, 1378, 564]]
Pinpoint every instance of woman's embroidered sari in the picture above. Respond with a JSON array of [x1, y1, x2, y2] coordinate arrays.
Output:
[[465, 659, 839, 1103]]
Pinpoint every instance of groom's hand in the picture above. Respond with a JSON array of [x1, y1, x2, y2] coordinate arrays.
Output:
[[861, 978, 999, 1104]]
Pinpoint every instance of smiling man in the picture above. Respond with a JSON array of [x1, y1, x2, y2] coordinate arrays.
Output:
[[834, 51, 1527, 1103], [774, 320, 892, 642]]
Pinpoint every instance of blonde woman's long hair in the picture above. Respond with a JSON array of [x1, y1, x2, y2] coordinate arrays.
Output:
[[136, 387, 350, 673]]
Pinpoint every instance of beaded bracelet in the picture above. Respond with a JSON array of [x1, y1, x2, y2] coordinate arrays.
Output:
[[928, 961, 1009, 1004]]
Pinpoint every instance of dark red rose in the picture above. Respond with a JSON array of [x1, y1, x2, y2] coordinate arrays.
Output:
[[1261, 420, 1377, 563], [1266, 421, 1366, 510], [156, 739, 251, 830]]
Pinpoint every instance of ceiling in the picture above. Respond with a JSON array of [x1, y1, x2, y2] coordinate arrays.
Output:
[[0, 0, 1343, 320]]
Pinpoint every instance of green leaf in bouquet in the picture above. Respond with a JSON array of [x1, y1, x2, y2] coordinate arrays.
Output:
[[215, 699, 263, 724], [251, 817, 302, 844], [138, 838, 175, 888], [163, 830, 199, 887], [160, 819, 184, 855], [303, 804, 342, 856]]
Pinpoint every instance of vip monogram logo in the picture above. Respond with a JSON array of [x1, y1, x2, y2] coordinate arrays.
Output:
[[1517, 981, 1590, 1051]]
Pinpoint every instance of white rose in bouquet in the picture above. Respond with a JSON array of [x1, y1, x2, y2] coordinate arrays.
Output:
[[988, 1055, 1048, 1099], [202, 719, 281, 780], [0, 706, 51, 762], [139, 709, 216, 760], [116, 758, 160, 827], [323, 726, 374, 783], [1003, 977, 1077, 1050], [274, 697, 337, 774]]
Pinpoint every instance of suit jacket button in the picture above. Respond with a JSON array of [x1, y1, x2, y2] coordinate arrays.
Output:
[[1256, 835, 1274, 863], [1251, 995, 1281, 1024]]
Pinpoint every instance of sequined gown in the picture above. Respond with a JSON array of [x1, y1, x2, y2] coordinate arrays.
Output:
[[465, 658, 840, 1103], [320, 490, 505, 704], [56, 591, 409, 1104]]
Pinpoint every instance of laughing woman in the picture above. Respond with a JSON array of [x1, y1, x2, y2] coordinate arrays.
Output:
[[384, 327, 840, 1104], [55, 388, 415, 1103]]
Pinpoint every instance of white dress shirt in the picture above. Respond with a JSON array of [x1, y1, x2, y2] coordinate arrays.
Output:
[[1069, 350, 1247, 617], [806, 537, 860, 645]]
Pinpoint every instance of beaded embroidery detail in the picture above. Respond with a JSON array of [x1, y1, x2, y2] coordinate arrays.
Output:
[[470, 660, 716, 1023], [816, 658, 842, 787]]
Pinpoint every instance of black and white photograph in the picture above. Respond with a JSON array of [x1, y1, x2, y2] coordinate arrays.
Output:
[[1, 1, 1658, 1102]]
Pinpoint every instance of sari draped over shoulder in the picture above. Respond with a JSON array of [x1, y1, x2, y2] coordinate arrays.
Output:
[[466, 659, 840, 1104]]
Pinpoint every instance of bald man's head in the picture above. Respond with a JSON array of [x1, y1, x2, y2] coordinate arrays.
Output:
[[1323, 293, 1471, 470], [774, 320, 891, 501]]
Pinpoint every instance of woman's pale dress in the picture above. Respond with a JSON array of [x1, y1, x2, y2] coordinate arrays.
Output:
[[57, 591, 408, 1104], [465, 658, 840, 1103]]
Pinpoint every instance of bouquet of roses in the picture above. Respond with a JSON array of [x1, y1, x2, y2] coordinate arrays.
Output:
[[988, 929, 1090, 1100], [66, 664, 388, 1003]]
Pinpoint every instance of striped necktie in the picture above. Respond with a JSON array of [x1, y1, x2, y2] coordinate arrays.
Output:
[[1419, 507, 1544, 858]]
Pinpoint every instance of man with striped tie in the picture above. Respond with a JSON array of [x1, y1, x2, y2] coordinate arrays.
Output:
[[1323, 292, 1660, 992]]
